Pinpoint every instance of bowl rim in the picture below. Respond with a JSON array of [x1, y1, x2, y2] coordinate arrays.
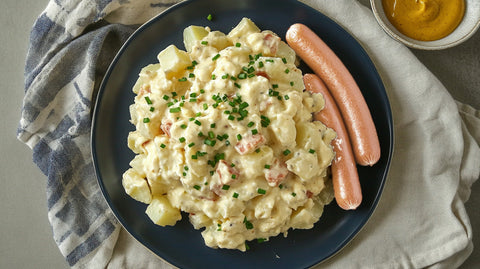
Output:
[[370, 0, 480, 50]]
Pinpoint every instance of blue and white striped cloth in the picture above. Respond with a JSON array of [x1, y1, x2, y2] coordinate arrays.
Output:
[[17, 1, 179, 267], [18, 0, 480, 268]]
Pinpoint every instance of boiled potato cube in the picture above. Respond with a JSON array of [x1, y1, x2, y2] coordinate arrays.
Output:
[[157, 45, 191, 77], [290, 200, 318, 229], [228, 17, 260, 40], [122, 168, 152, 204], [146, 195, 182, 226], [183, 25, 209, 52], [276, 41, 296, 65]]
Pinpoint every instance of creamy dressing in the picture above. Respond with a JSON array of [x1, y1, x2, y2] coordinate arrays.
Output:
[[122, 18, 335, 251]]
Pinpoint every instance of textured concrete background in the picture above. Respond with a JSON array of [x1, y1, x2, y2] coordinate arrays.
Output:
[[1, 0, 478, 268]]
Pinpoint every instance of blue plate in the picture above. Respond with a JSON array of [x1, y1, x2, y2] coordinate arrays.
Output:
[[92, 0, 393, 268]]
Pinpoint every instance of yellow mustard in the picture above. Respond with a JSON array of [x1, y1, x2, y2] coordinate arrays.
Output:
[[382, 0, 465, 41]]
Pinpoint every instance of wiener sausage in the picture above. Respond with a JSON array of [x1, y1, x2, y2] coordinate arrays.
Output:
[[286, 23, 380, 166], [304, 74, 362, 210]]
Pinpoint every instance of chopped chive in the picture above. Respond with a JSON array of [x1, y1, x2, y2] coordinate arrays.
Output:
[[195, 112, 202, 117], [231, 174, 236, 179], [264, 164, 271, 169], [234, 82, 241, 89], [222, 74, 229, 79], [238, 73, 247, 79], [225, 140, 231, 146], [162, 95, 169, 101], [200, 89, 205, 94], [233, 192, 239, 198], [266, 59, 274, 63], [194, 120, 202, 126], [167, 101, 174, 107], [171, 92, 177, 97], [309, 149, 316, 154], [211, 74, 216, 80], [244, 217, 253, 230], [203, 103, 208, 110], [284, 95, 290, 100], [208, 131, 215, 139], [230, 76, 237, 81], [188, 142, 195, 148], [179, 137, 186, 143], [285, 68, 290, 74], [145, 96, 153, 104], [178, 77, 187, 82], [291, 192, 297, 197], [201, 40, 208, 45], [228, 115, 235, 121], [272, 84, 279, 89], [247, 121, 254, 127], [212, 54, 220, 61], [222, 184, 230, 190], [245, 242, 250, 251], [184, 166, 189, 171], [230, 163, 235, 167], [255, 148, 260, 153], [210, 171, 215, 176], [290, 81, 295, 86], [214, 153, 225, 161], [235, 42, 241, 47], [180, 124, 187, 129], [283, 149, 291, 156], [279, 184, 284, 189], [282, 57, 287, 64], [210, 123, 216, 128], [198, 131, 204, 137], [160, 143, 166, 148], [258, 61, 264, 68], [216, 134, 224, 141], [149, 107, 155, 112], [237, 134, 242, 141], [191, 154, 198, 159], [183, 172, 187, 176], [247, 66, 255, 73], [260, 115, 271, 127], [257, 188, 266, 195], [251, 129, 258, 135], [143, 118, 150, 123], [193, 185, 201, 190], [239, 102, 249, 109], [207, 14, 213, 21], [204, 139, 216, 147], [170, 107, 181, 113]]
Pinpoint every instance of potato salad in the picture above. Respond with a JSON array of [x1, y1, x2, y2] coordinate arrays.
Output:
[[122, 18, 336, 251]]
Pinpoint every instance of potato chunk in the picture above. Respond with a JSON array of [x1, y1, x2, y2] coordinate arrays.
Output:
[[122, 168, 152, 204], [183, 25, 209, 52], [228, 17, 260, 40], [145, 195, 182, 226], [156, 45, 191, 77]]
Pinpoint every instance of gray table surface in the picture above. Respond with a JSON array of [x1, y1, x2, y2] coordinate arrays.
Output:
[[1, 0, 478, 268]]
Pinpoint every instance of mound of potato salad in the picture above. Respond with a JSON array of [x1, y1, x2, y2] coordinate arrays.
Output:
[[122, 18, 336, 251]]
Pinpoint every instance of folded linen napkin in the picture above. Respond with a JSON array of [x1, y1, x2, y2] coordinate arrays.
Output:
[[17, 0, 480, 268]]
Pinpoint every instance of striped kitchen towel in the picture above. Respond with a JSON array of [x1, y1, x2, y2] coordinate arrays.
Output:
[[17, 0, 180, 268]]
